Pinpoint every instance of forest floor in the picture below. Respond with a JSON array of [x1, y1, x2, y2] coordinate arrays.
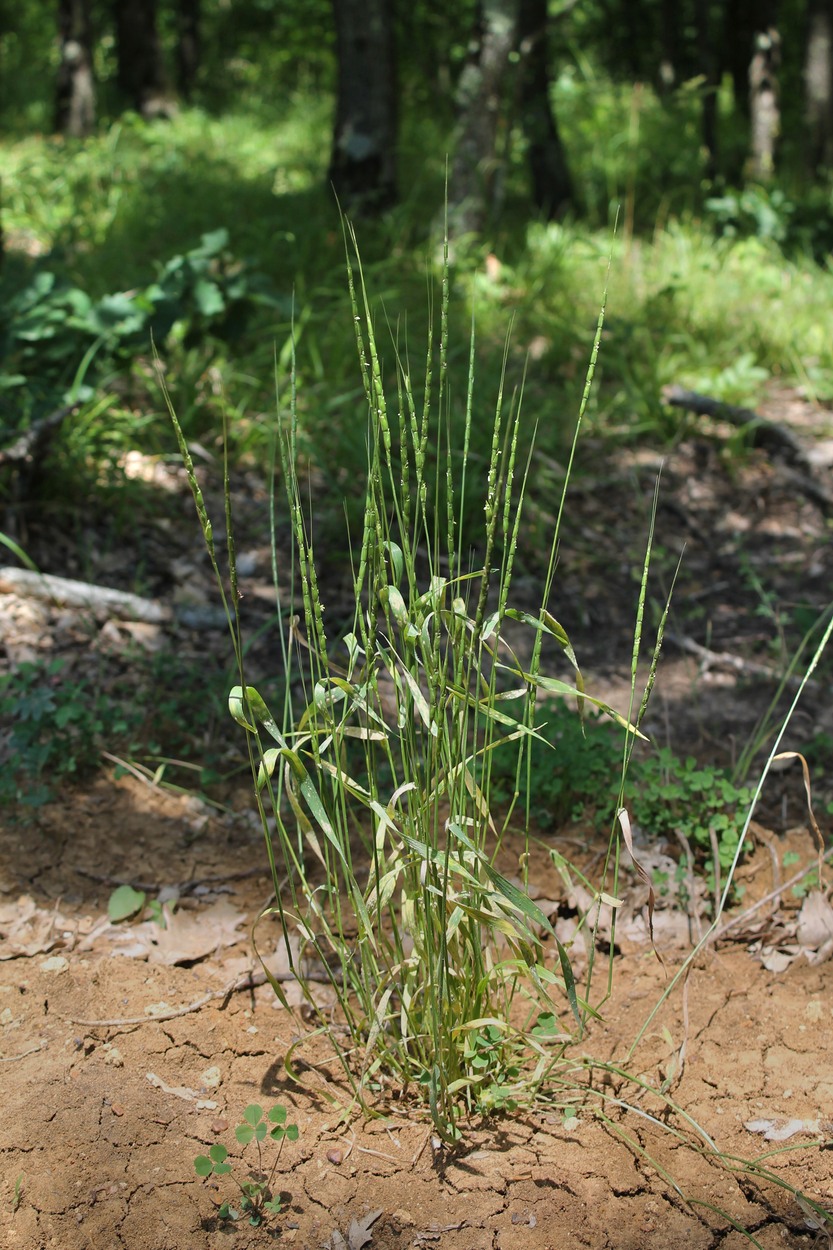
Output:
[[2, 388, 833, 1250]]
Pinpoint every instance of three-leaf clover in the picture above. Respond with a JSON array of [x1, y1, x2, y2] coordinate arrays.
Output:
[[194, 1143, 232, 1177]]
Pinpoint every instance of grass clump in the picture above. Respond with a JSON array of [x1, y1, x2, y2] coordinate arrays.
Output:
[[170, 220, 652, 1141]]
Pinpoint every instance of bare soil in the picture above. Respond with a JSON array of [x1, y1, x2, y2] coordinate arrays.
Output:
[[2, 389, 833, 1249]]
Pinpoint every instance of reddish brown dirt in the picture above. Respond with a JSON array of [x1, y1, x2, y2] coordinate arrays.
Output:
[[2, 391, 833, 1249], [1, 774, 832, 1249]]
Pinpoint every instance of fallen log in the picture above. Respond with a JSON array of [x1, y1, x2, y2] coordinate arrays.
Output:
[[0, 566, 226, 629], [662, 385, 833, 512]]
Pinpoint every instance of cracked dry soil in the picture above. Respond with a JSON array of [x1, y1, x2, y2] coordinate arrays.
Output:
[[1, 775, 832, 1250]]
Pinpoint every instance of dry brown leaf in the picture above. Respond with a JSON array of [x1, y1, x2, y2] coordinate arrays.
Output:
[[796, 891, 833, 952], [110, 899, 246, 965], [347, 1210, 384, 1250], [0, 895, 68, 959]]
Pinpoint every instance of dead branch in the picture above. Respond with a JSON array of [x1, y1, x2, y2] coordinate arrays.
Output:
[[0, 404, 79, 468], [74, 866, 268, 895], [70, 969, 270, 1027], [665, 631, 816, 687], [0, 1042, 47, 1062], [70, 960, 335, 1028], [0, 566, 226, 629], [662, 385, 810, 465]]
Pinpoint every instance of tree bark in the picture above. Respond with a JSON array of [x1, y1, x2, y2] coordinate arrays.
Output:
[[658, 0, 677, 93], [517, 0, 572, 218], [176, 0, 200, 101], [694, 0, 718, 178], [748, 26, 781, 180], [114, 0, 168, 117], [448, 0, 519, 238], [804, 0, 833, 172], [723, 0, 756, 115], [329, 0, 397, 212], [55, 0, 96, 136]]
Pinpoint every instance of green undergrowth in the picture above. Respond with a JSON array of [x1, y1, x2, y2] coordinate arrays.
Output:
[[0, 649, 230, 810], [3, 103, 833, 541], [492, 701, 755, 898]]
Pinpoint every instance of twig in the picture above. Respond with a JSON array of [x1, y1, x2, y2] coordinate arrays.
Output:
[[0, 403, 79, 467], [411, 1127, 433, 1167], [70, 971, 268, 1026], [707, 826, 722, 920], [70, 956, 338, 1027], [0, 1042, 46, 1062], [673, 828, 703, 945], [712, 846, 833, 943], [665, 631, 811, 685], [74, 865, 267, 895]]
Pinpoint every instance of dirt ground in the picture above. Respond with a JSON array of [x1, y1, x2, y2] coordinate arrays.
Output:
[[2, 388, 833, 1249]]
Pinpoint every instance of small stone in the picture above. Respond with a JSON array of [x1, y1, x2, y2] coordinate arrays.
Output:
[[210, 1118, 228, 1134], [111, 1104, 125, 1117], [200, 1065, 222, 1087], [326, 1149, 343, 1166], [40, 956, 69, 974], [0, 1007, 14, 1025]]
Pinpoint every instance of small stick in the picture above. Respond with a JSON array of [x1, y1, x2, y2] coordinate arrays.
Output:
[[70, 971, 268, 1026], [712, 847, 833, 942], [0, 1043, 46, 1062], [70, 959, 336, 1028], [74, 866, 267, 895]]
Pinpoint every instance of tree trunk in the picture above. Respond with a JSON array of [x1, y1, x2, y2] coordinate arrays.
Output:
[[748, 26, 781, 180], [114, 0, 168, 117], [723, 0, 756, 115], [55, 0, 96, 136], [517, 0, 572, 219], [176, 0, 200, 101], [694, 0, 718, 178], [804, 0, 833, 172], [448, 0, 519, 238], [329, 0, 397, 212], [658, 0, 677, 93]]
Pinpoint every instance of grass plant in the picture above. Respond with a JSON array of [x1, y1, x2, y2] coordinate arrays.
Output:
[[168, 217, 657, 1141], [167, 211, 833, 1233]]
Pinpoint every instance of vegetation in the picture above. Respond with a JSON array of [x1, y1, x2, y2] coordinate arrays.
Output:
[[194, 1103, 299, 1227], [170, 222, 663, 1138], [1, 0, 832, 1233]]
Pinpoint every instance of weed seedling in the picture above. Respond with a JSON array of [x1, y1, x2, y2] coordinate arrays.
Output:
[[194, 1104, 298, 1227]]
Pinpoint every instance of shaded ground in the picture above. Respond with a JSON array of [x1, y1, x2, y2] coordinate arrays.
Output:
[[2, 388, 833, 1248]]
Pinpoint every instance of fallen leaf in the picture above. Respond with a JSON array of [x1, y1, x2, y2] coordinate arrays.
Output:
[[348, 1209, 383, 1250], [0, 896, 69, 959], [744, 1117, 828, 1141], [110, 899, 246, 966], [790, 890, 830, 955]]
